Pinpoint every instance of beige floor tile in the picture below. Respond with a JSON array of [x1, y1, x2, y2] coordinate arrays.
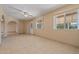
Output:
[[0, 35, 79, 54]]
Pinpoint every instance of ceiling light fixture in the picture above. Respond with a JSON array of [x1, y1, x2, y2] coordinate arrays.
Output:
[[24, 12, 28, 17], [24, 14, 28, 17]]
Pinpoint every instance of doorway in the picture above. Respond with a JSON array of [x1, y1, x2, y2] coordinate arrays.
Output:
[[7, 21, 17, 36]]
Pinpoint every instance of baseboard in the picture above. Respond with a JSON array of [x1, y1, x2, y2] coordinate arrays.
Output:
[[33, 34, 79, 48]]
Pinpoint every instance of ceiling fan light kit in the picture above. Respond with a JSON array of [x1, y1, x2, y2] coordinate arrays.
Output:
[[24, 14, 28, 17], [24, 12, 33, 17]]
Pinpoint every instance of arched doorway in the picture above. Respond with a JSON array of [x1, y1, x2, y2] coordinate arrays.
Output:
[[7, 21, 17, 36]]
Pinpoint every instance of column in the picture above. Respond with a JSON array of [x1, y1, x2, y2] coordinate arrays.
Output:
[[4, 21, 8, 37], [0, 20, 1, 44], [77, 9, 79, 29], [16, 22, 19, 34]]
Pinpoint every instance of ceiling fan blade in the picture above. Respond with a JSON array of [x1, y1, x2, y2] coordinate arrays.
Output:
[[8, 5, 24, 12]]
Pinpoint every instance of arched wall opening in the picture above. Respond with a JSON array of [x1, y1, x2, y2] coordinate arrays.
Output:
[[7, 21, 17, 36]]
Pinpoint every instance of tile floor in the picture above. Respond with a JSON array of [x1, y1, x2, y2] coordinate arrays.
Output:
[[0, 35, 79, 54]]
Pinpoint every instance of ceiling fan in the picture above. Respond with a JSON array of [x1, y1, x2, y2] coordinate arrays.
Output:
[[8, 5, 33, 17]]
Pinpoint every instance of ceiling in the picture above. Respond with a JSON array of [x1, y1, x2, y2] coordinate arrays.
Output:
[[2, 4, 65, 20]]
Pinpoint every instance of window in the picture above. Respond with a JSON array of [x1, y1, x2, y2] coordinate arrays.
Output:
[[37, 23, 42, 29], [66, 12, 78, 29], [56, 15, 65, 29], [30, 22, 36, 29], [53, 9, 79, 30], [36, 17, 44, 29]]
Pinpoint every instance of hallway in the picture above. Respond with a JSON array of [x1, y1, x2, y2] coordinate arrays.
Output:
[[0, 35, 79, 53]]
